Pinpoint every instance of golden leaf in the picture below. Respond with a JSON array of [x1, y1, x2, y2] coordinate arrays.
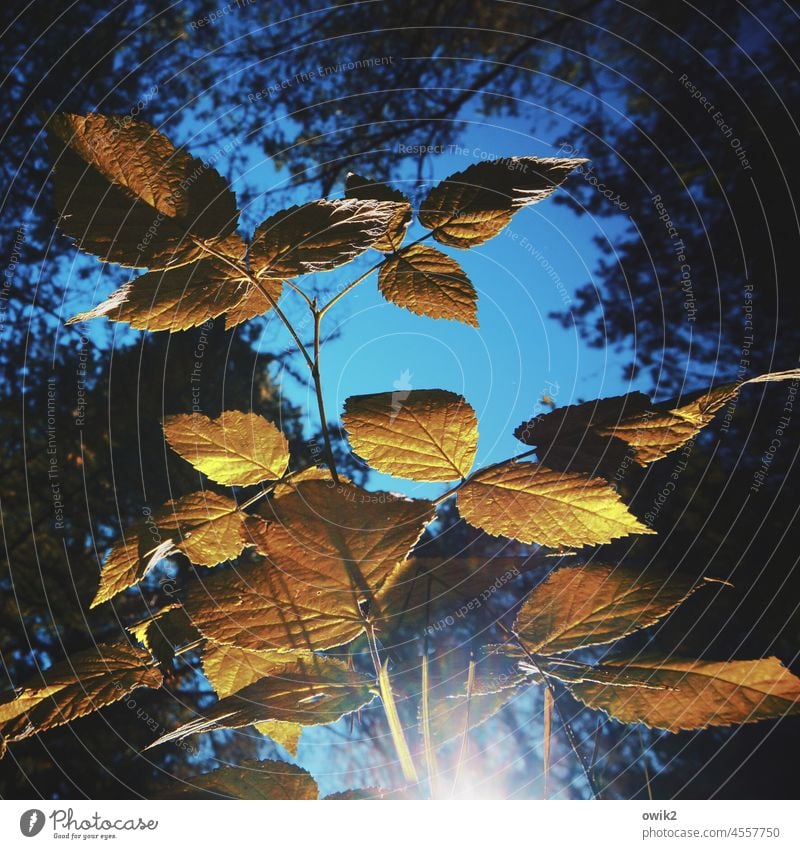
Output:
[[514, 564, 713, 654], [419, 157, 586, 247], [67, 258, 253, 332], [49, 113, 239, 269], [161, 759, 317, 799], [91, 535, 176, 609], [202, 642, 316, 698], [345, 172, 412, 252], [378, 245, 478, 326], [260, 480, 435, 597], [184, 561, 365, 652], [515, 370, 800, 469], [149, 653, 374, 746], [0, 643, 162, 748], [202, 642, 308, 754], [156, 491, 246, 566], [342, 389, 478, 481], [567, 655, 800, 732], [249, 199, 402, 278], [163, 411, 289, 486], [252, 720, 303, 756], [270, 466, 336, 499], [456, 461, 654, 547], [92, 492, 246, 608]]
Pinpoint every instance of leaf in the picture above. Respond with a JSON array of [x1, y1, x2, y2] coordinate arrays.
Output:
[[67, 258, 280, 333], [259, 480, 435, 599], [148, 653, 374, 746], [202, 643, 307, 754], [566, 655, 800, 732], [163, 411, 289, 486], [155, 491, 247, 566], [224, 279, 284, 328], [49, 113, 239, 269], [378, 245, 478, 326], [185, 561, 365, 652], [91, 535, 176, 609], [271, 466, 337, 499], [162, 759, 317, 799], [418, 157, 586, 247], [343, 389, 478, 481], [345, 172, 412, 252], [0, 643, 162, 747], [513, 393, 652, 474], [202, 642, 315, 698], [249, 199, 401, 278], [515, 370, 800, 469], [253, 720, 303, 756], [91, 491, 246, 607], [456, 461, 654, 547], [375, 555, 532, 636], [514, 564, 713, 655]]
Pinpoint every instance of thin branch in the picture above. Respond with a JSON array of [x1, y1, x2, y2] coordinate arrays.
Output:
[[312, 307, 339, 483]]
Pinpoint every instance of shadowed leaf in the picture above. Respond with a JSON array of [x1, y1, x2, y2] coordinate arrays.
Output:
[[149, 653, 374, 745]]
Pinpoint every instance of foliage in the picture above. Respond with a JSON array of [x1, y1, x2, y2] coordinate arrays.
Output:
[[1, 111, 798, 799]]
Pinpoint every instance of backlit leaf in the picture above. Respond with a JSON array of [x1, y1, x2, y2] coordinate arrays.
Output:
[[567, 655, 800, 732], [0, 643, 162, 748], [514, 564, 713, 654], [91, 536, 176, 609], [184, 560, 364, 652], [49, 113, 239, 269], [67, 258, 252, 332], [259, 480, 435, 597], [91, 491, 246, 608], [249, 199, 401, 278], [149, 653, 374, 746], [419, 157, 586, 247], [456, 461, 653, 547], [163, 411, 289, 486], [343, 389, 478, 481], [162, 759, 317, 799], [252, 720, 303, 756], [156, 491, 247, 566], [202, 643, 308, 754], [345, 172, 412, 252], [378, 245, 478, 326]]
